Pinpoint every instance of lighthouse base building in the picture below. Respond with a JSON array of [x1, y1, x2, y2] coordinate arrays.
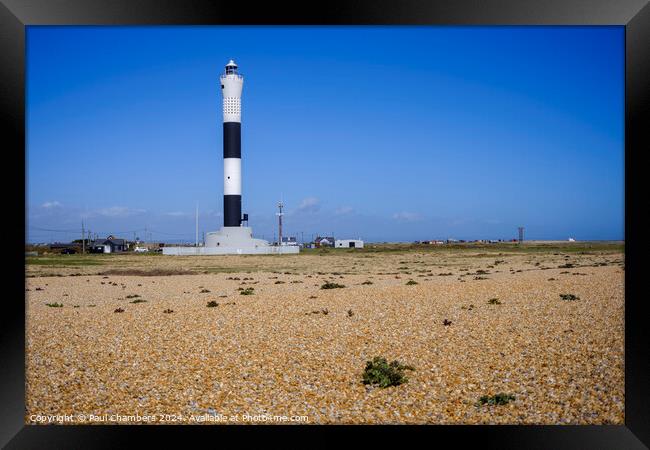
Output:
[[164, 226, 298, 255], [163, 60, 298, 256]]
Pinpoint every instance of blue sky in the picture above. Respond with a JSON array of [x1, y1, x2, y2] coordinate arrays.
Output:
[[26, 26, 624, 243]]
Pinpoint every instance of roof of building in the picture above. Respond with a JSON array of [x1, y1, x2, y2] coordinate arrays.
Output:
[[90, 238, 126, 246]]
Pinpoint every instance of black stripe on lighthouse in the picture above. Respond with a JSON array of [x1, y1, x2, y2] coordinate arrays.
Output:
[[223, 195, 241, 227], [223, 122, 241, 158]]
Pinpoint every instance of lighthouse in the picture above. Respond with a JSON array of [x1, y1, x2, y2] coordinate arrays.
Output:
[[221, 60, 243, 227], [163, 59, 299, 255]]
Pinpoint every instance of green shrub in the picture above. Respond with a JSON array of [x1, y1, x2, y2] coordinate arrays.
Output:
[[45, 302, 63, 308], [405, 280, 418, 285], [240, 287, 255, 295], [321, 282, 345, 289], [206, 301, 219, 307], [560, 293, 579, 301], [362, 357, 415, 388], [477, 393, 515, 406], [130, 299, 147, 304]]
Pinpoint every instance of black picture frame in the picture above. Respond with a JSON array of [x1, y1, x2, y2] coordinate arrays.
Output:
[[2, 0, 648, 447]]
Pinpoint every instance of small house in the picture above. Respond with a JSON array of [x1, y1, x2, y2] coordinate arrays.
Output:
[[89, 236, 128, 253], [335, 239, 364, 249]]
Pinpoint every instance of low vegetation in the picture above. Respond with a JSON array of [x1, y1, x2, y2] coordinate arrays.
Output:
[[362, 357, 415, 388], [45, 302, 63, 308], [321, 282, 345, 289], [560, 293, 580, 301], [477, 393, 516, 406], [405, 280, 418, 285], [206, 301, 219, 307], [487, 298, 502, 305], [240, 287, 255, 295]]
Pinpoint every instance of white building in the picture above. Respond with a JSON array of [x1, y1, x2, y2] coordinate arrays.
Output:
[[335, 239, 364, 249]]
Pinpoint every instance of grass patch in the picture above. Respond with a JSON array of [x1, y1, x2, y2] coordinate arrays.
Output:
[[129, 298, 147, 304], [405, 280, 418, 285], [560, 293, 579, 301], [240, 287, 255, 295], [45, 302, 63, 308], [99, 268, 190, 276], [27, 256, 105, 267], [487, 298, 502, 305], [477, 393, 516, 406], [206, 301, 219, 307], [125, 294, 140, 299], [362, 357, 415, 388], [114, 307, 125, 313], [321, 282, 345, 289]]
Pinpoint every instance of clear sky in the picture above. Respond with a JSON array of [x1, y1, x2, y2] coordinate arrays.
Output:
[[26, 26, 624, 243]]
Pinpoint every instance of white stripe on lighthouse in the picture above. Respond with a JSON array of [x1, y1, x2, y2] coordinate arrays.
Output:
[[224, 158, 241, 195]]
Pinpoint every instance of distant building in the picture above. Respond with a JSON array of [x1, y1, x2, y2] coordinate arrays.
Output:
[[89, 235, 128, 253], [314, 236, 335, 248], [281, 236, 298, 246], [335, 239, 364, 249]]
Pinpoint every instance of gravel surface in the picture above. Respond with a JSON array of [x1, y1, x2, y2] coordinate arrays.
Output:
[[25, 249, 624, 424]]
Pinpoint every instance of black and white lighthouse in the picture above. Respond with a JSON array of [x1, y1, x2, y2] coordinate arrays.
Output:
[[164, 59, 299, 254], [221, 59, 243, 227]]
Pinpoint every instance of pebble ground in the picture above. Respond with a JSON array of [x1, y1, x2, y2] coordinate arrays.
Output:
[[25, 246, 624, 424]]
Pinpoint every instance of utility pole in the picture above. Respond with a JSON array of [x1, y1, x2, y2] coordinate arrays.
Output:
[[195, 202, 199, 247], [518, 227, 525, 244], [81, 220, 85, 254], [276, 200, 284, 250]]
